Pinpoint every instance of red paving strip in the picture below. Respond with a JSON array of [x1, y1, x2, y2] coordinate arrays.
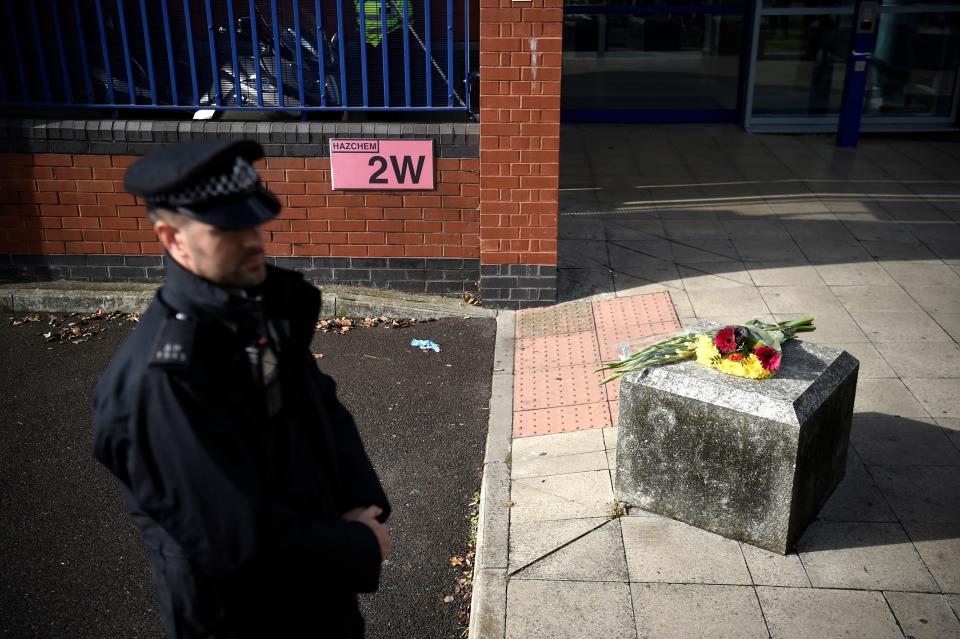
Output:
[[513, 364, 608, 412], [513, 402, 612, 438], [515, 330, 601, 371], [513, 292, 680, 438]]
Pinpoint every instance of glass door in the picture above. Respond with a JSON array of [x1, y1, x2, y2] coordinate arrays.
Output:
[[744, 0, 960, 131], [562, 1, 749, 122], [863, 3, 960, 129]]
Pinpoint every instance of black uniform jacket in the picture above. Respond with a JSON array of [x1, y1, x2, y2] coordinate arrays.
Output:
[[93, 257, 390, 638]]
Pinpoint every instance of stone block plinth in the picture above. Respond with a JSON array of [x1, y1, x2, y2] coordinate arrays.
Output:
[[615, 338, 859, 555]]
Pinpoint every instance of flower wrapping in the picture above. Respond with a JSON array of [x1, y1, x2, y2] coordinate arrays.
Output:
[[599, 317, 816, 384]]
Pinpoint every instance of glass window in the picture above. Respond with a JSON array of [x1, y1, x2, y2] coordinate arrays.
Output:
[[752, 14, 852, 116], [562, 12, 744, 110], [866, 11, 960, 117]]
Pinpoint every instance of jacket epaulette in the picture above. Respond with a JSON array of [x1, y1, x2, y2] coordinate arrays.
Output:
[[148, 313, 197, 368]]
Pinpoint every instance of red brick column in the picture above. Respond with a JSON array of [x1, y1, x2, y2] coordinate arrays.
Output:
[[478, 0, 562, 308]]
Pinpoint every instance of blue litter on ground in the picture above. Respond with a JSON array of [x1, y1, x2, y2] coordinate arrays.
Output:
[[411, 339, 441, 352]]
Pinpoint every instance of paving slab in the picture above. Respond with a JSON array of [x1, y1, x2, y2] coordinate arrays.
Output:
[[740, 543, 810, 587], [514, 402, 612, 438], [621, 517, 752, 585], [882, 261, 960, 289], [831, 342, 896, 378], [904, 522, 960, 594], [510, 470, 613, 523], [851, 413, 960, 466], [818, 448, 897, 522], [853, 378, 929, 416], [903, 378, 960, 418], [508, 517, 607, 573], [631, 583, 768, 639], [851, 310, 953, 343], [678, 262, 754, 290], [759, 285, 843, 314], [686, 287, 768, 317], [512, 520, 628, 582], [774, 311, 868, 344], [813, 261, 900, 286], [907, 287, 960, 315], [505, 580, 637, 639], [875, 342, 960, 378], [756, 586, 903, 639], [797, 521, 938, 591], [745, 261, 826, 287], [933, 313, 960, 341], [831, 285, 924, 313], [883, 592, 960, 639], [871, 466, 960, 524]]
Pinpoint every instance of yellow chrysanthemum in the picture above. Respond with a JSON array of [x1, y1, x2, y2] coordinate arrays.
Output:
[[695, 333, 721, 366], [695, 333, 775, 379]]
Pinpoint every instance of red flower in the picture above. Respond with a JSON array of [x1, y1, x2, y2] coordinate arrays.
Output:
[[754, 345, 782, 372], [713, 326, 738, 354], [728, 353, 744, 362]]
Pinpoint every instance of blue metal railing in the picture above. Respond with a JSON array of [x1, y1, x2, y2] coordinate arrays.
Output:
[[0, 0, 473, 113]]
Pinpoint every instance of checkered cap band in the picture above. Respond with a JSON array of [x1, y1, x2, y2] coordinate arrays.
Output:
[[149, 157, 260, 206]]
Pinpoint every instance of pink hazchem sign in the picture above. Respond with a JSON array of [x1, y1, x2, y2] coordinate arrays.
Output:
[[329, 139, 435, 190]]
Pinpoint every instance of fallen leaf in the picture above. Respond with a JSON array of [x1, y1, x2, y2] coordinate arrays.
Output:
[[449, 556, 464, 567], [312, 353, 324, 359], [443, 595, 454, 603]]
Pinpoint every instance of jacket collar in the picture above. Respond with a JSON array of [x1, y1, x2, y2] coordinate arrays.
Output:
[[159, 255, 321, 347], [160, 254, 259, 323]]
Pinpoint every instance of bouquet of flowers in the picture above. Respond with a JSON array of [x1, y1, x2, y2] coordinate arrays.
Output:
[[599, 317, 816, 384]]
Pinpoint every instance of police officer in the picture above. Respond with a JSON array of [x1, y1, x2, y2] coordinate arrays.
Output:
[[92, 139, 390, 638]]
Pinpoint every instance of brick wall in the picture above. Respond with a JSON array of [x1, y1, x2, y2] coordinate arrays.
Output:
[[0, 121, 483, 294], [0, 153, 479, 259], [478, 0, 562, 308]]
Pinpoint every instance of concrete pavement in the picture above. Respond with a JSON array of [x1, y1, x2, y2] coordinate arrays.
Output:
[[471, 125, 960, 638]]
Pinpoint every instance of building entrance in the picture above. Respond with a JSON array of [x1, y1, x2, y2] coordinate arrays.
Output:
[[562, 0, 960, 132]]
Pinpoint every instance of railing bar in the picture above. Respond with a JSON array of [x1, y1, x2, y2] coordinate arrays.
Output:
[[29, 1, 52, 102], [248, 0, 263, 107], [225, 0, 242, 106], [381, 0, 389, 107], [423, 0, 431, 106], [182, 0, 200, 105], [138, 0, 158, 104], [293, 0, 306, 108], [335, 0, 348, 107], [50, 0, 74, 103], [160, 0, 179, 105], [94, 0, 116, 105], [116, 0, 137, 105], [0, 101, 468, 111], [72, 0, 95, 102], [446, 0, 453, 107], [402, 0, 410, 107], [358, 0, 369, 106], [5, 2, 28, 101], [270, 0, 284, 107], [314, 0, 326, 107], [203, 0, 221, 107], [464, 0, 469, 111]]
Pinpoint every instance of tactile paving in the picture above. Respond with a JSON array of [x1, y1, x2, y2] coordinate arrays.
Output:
[[592, 292, 678, 330], [514, 364, 608, 412], [597, 321, 683, 362], [609, 401, 619, 428], [515, 331, 601, 372], [516, 302, 595, 339], [603, 377, 620, 402], [513, 402, 612, 438]]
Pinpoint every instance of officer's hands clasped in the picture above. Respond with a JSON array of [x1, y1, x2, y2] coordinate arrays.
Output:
[[343, 506, 391, 562]]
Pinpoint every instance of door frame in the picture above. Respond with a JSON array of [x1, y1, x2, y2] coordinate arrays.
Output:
[[742, 0, 960, 133]]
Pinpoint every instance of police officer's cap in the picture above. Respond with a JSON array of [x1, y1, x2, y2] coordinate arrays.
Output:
[[124, 139, 280, 230]]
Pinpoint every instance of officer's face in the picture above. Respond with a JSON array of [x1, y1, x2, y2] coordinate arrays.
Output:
[[156, 215, 267, 290]]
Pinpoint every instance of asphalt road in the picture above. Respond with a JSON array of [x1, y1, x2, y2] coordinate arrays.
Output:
[[0, 313, 495, 638]]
